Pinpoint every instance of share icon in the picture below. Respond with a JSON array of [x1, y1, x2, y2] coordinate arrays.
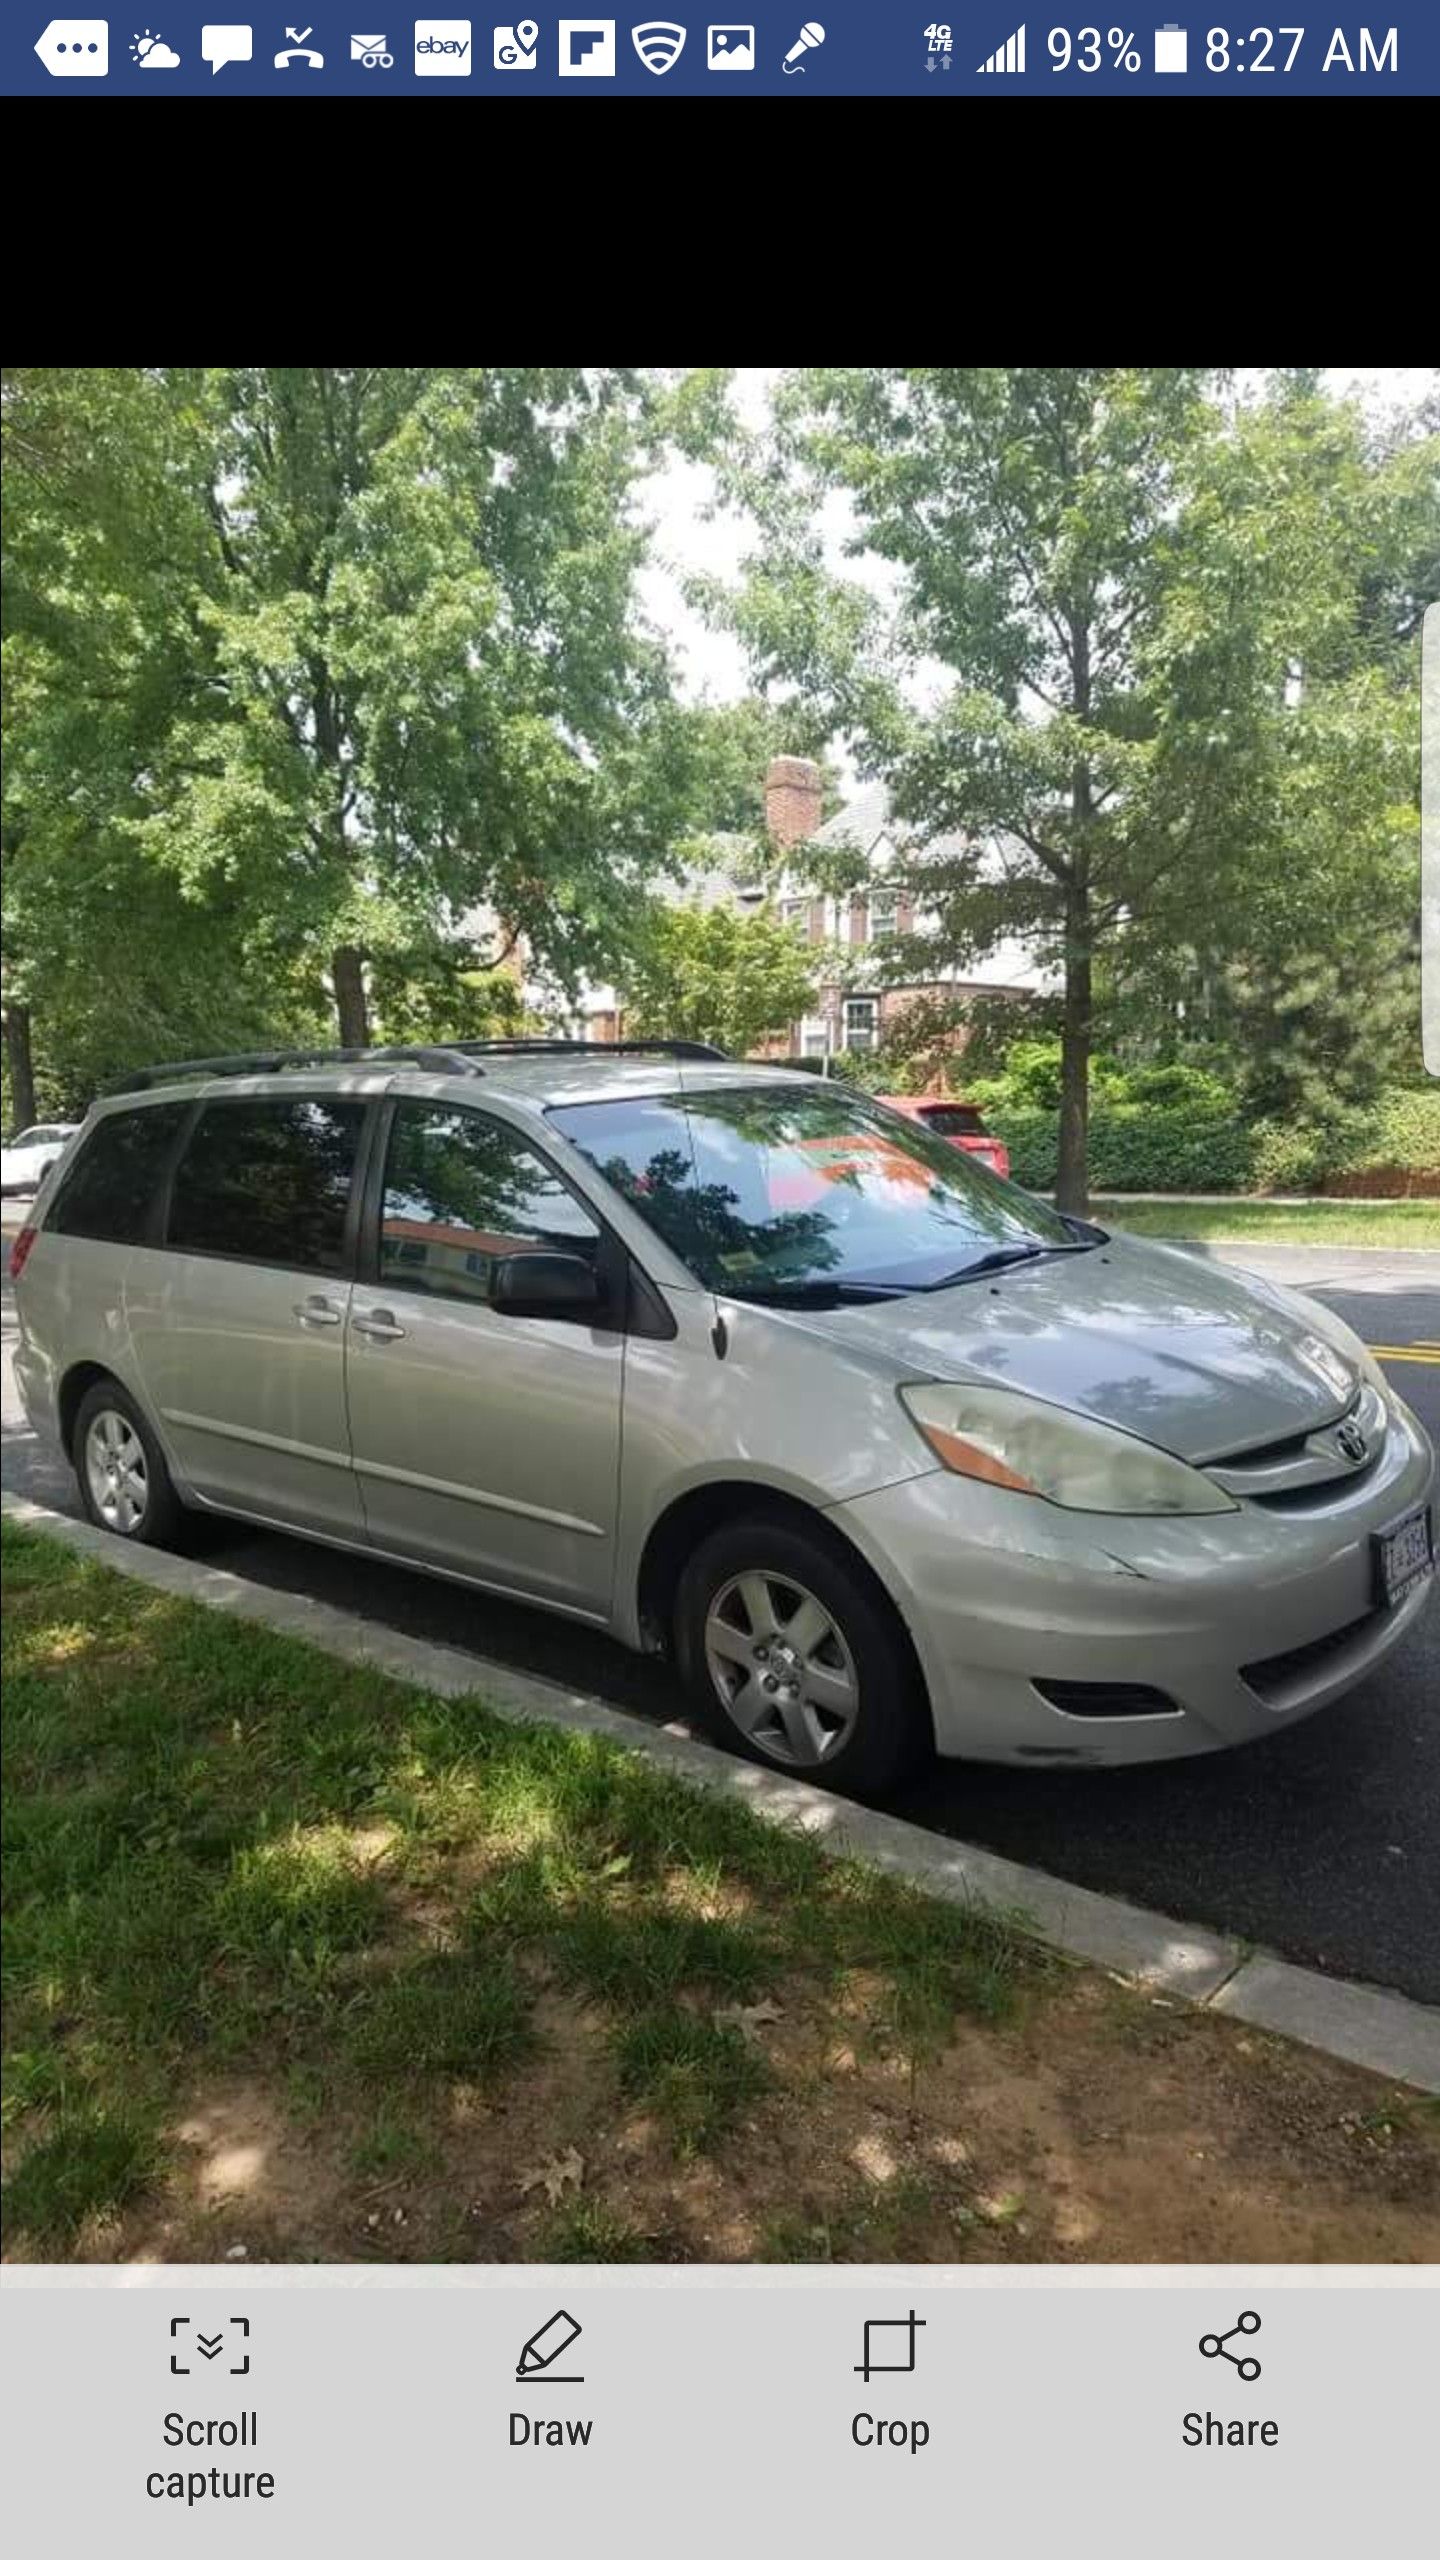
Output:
[[1199, 2310, 1261, 2382]]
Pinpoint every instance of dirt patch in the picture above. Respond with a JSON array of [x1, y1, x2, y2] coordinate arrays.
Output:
[[94, 1973, 1440, 2267]]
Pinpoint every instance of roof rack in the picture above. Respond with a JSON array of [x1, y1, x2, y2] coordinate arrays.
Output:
[[447, 1038, 729, 1062], [105, 1034, 730, 1098], [106, 1044, 486, 1095]]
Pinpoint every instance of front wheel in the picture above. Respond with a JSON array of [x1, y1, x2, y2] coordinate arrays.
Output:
[[73, 1380, 185, 1549], [675, 1516, 931, 1798]]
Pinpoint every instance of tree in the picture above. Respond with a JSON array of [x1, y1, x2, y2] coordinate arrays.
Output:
[[620, 889, 819, 1054], [146, 367, 694, 1046], [3, 368, 311, 1122], [711, 369, 1436, 1210], [3, 368, 699, 1109]]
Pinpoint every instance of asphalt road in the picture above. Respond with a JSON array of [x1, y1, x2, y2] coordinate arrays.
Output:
[[3, 1241, 1437, 2005]]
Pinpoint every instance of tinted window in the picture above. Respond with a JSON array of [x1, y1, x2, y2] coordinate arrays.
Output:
[[550, 1084, 1073, 1298], [47, 1104, 188, 1247], [169, 1098, 363, 1272], [920, 1105, 985, 1137], [381, 1102, 599, 1304]]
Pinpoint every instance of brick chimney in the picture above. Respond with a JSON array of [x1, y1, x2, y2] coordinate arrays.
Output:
[[764, 755, 823, 852]]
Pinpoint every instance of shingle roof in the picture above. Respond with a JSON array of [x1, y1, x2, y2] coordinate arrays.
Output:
[[810, 781, 972, 868]]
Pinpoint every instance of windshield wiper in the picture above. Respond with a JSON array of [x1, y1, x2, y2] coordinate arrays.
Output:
[[725, 1278, 914, 1308], [920, 1242, 1090, 1288]]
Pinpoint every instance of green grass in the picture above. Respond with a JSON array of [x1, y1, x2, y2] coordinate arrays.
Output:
[[540, 2197, 659, 2263], [612, 2008, 771, 2157], [1095, 1197, 1439, 1249], [3, 2103, 160, 2244], [0, 1520, 1037, 2253]]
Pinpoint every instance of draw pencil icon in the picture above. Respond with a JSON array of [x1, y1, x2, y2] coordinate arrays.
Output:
[[516, 2309, 584, 2382]]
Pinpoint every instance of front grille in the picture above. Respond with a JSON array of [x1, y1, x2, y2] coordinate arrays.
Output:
[[1032, 1678, 1180, 1719], [1240, 1612, 1377, 1702]]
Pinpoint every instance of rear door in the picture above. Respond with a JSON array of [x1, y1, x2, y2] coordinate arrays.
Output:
[[343, 1096, 624, 1615], [126, 1090, 369, 1536]]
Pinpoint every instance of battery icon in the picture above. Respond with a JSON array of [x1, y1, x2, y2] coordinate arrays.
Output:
[[1154, 23, 1188, 70]]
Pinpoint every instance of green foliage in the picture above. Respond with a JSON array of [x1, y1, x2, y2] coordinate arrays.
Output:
[[1216, 928, 1421, 1122], [620, 891, 819, 1053], [992, 1085, 1440, 1196], [993, 1104, 1253, 1194], [3, 364, 702, 1100], [710, 368, 1437, 1209]]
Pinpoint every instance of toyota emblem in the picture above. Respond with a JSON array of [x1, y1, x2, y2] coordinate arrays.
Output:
[[1335, 1418, 1367, 1465]]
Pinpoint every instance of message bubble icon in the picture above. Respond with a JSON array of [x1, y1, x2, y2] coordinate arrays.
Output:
[[201, 22, 253, 73], [34, 18, 110, 75]]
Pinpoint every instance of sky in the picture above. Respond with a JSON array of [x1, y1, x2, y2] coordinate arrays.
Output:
[[637, 366, 1436, 736]]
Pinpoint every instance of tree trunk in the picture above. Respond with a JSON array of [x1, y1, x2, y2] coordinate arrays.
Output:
[[1055, 910, 1091, 1219], [331, 946, 369, 1049], [3, 1001, 37, 1135]]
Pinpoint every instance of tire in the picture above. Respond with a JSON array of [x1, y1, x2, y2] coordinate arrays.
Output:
[[674, 1514, 931, 1798], [72, 1379, 186, 1550]]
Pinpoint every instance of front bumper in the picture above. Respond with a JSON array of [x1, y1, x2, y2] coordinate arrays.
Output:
[[833, 1392, 1436, 1766]]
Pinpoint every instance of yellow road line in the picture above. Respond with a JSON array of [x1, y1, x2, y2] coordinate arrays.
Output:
[[1365, 1344, 1440, 1364]]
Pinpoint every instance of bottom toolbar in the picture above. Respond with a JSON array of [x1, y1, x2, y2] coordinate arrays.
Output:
[[2, 2282, 1434, 2553]]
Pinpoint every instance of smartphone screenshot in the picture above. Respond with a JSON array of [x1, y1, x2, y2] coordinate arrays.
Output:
[[3, 360, 1436, 2554]]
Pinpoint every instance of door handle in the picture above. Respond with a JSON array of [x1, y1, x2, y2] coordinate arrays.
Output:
[[294, 1295, 343, 1328], [351, 1307, 407, 1342]]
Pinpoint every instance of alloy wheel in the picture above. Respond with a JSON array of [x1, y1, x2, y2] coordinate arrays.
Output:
[[84, 1409, 149, 1535], [703, 1569, 860, 1767]]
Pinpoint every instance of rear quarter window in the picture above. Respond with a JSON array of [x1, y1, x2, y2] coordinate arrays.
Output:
[[46, 1104, 190, 1246]]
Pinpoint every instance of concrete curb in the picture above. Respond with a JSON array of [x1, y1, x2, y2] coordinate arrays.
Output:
[[5, 1487, 1439, 2096]]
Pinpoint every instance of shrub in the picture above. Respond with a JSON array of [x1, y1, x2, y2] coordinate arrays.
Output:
[[992, 1104, 1254, 1194], [1322, 1088, 1440, 1198], [1122, 1062, 1235, 1112], [992, 1086, 1440, 1198]]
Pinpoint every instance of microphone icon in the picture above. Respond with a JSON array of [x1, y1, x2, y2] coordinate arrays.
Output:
[[782, 20, 824, 71]]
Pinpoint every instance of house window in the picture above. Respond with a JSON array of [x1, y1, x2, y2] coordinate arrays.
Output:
[[843, 997, 880, 1055], [800, 1016, 829, 1060], [780, 897, 809, 933], [870, 891, 898, 940]]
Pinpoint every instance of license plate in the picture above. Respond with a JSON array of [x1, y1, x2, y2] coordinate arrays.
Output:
[[1374, 1504, 1435, 1609]]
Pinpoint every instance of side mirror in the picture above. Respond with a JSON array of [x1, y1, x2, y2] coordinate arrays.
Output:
[[491, 1251, 602, 1317]]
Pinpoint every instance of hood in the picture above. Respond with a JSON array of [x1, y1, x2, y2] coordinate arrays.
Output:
[[771, 1236, 1360, 1466]]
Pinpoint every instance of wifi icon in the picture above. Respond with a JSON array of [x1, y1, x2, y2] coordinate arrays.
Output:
[[631, 18, 687, 71]]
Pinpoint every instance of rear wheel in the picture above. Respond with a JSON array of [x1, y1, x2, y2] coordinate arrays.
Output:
[[675, 1516, 931, 1798], [73, 1380, 185, 1549]]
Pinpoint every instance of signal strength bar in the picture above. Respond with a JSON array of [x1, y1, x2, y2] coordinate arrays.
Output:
[[977, 21, 1026, 70]]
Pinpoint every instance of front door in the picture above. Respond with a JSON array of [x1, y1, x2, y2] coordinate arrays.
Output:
[[127, 1091, 368, 1537], [344, 1097, 623, 1616]]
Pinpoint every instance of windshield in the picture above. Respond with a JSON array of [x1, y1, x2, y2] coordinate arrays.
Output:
[[548, 1083, 1077, 1297]]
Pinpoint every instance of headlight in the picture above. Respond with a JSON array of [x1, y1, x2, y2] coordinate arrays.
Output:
[[899, 1382, 1237, 1515]]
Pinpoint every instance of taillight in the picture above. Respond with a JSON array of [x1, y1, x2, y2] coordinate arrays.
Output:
[[8, 1225, 38, 1281]]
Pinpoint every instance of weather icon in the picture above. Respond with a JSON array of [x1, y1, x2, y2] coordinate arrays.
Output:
[[131, 26, 181, 63]]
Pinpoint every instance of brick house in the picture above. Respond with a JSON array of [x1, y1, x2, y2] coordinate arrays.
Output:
[[760, 757, 1049, 1062], [565, 755, 1048, 1058]]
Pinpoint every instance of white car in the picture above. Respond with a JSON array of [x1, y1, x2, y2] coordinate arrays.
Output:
[[1, 1123, 78, 1196]]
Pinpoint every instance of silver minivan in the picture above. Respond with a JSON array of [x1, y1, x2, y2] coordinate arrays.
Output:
[[11, 1040, 1435, 1795]]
